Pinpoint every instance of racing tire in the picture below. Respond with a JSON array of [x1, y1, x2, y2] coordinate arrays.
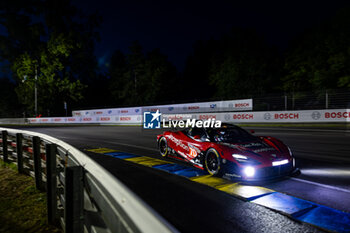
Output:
[[158, 137, 168, 157], [204, 148, 222, 176]]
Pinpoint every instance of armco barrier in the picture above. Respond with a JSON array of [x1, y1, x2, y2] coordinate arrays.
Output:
[[0, 127, 177, 233], [0, 118, 27, 124]]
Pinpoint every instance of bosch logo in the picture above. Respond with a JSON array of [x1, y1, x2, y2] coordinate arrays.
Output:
[[228, 103, 234, 108], [210, 104, 217, 109], [225, 114, 230, 121], [108, 110, 112, 114], [311, 111, 321, 120], [264, 113, 271, 120], [135, 109, 140, 113], [168, 107, 174, 111]]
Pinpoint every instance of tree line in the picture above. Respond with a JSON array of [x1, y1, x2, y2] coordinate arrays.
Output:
[[1, 1, 350, 117]]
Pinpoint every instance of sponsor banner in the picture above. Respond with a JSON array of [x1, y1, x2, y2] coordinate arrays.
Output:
[[224, 109, 350, 123], [96, 115, 141, 124], [143, 99, 253, 114], [72, 107, 142, 117], [221, 99, 253, 111], [113, 115, 142, 124], [30, 109, 350, 124], [28, 115, 142, 124], [28, 117, 86, 123], [72, 99, 253, 116], [164, 109, 350, 123]]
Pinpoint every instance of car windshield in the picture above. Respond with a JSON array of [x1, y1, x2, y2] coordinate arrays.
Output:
[[207, 125, 256, 143]]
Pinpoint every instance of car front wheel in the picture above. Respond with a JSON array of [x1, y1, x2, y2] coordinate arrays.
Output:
[[158, 137, 168, 157], [204, 148, 222, 176]]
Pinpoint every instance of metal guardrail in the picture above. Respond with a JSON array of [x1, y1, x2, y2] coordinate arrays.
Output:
[[0, 127, 177, 233], [0, 118, 27, 124]]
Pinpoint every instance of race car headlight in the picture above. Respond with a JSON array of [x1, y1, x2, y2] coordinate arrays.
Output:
[[232, 154, 248, 160], [272, 159, 289, 166], [243, 166, 255, 177], [232, 154, 261, 165]]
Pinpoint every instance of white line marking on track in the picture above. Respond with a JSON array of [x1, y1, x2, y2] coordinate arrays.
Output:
[[290, 177, 350, 194]]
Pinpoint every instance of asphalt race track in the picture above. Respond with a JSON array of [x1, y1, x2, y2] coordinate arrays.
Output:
[[14, 125, 350, 232]]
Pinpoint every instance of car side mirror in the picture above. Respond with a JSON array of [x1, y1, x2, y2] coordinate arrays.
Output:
[[250, 130, 255, 134], [193, 135, 201, 140]]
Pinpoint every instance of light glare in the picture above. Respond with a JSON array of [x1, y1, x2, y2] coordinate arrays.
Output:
[[244, 166, 255, 177]]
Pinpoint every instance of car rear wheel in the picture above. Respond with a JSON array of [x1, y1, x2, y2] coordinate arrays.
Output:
[[158, 137, 168, 157], [205, 148, 222, 175]]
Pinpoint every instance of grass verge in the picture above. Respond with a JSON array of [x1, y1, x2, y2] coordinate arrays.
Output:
[[0, 160, 61, 233]]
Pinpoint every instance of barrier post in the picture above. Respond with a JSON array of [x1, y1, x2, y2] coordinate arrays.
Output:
[[64, 166, 84, 233], [32, 136, 43, 191], [2, 130, 8, 162], [16, 133, 23, 173], [46, 143, 58, 225]]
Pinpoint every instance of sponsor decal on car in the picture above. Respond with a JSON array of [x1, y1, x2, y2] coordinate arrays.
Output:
[[167, 134, 189, 151], [239, 142, 264, 148], [253, 148, 276, 153], [188, 147, 198, 158]]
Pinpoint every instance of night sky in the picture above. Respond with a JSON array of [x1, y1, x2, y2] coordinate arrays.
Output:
[[71, 0, 350, 71], [3, 1, 350, 71]]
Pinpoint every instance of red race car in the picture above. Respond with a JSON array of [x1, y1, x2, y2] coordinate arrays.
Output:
[[157, 123, 298, 181]]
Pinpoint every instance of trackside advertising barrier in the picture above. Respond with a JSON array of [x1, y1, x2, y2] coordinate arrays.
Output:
[[26, 109, 350, 124], [72, 99, 253, 116], [27, 115, 142, 124], [72, 107, 142, 117], [163, 109, 350, 123]]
